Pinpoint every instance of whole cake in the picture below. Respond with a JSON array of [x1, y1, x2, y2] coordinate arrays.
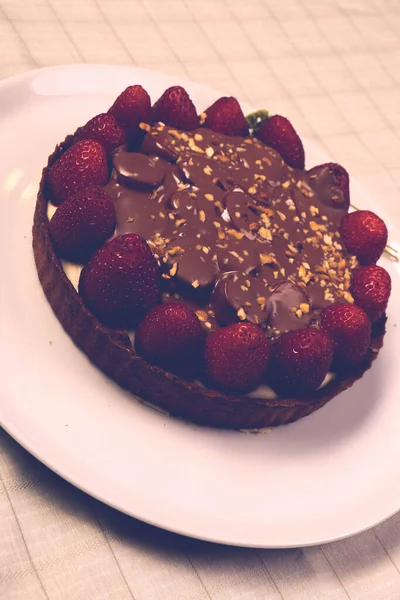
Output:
[[33, 84, 392, 429]]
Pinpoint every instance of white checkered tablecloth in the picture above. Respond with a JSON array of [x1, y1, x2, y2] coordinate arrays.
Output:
[[1, 1, 400, 599]]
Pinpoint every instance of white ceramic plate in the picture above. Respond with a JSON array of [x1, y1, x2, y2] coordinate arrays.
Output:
[[1, 65, 400, 548]]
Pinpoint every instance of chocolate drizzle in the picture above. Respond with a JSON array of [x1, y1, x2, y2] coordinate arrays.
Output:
[[307, 163, 350, 225], [103, 122, 356, 338], [113, 152, 166, 189]]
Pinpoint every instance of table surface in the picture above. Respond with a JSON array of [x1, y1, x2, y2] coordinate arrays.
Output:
[[1, 0, 400, 598]]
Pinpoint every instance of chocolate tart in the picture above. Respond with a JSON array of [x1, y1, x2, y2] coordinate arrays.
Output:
[[33, 124, 385, 430]]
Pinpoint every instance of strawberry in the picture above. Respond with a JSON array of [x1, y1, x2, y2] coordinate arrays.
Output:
[[204, 322, 271, 393], [307, 162, 350, 213], [255, 115, 305, 169], [79, 233, 160, 328], [202, 97, 249, 137], [108, 85, 152, 141], [340, 210, 388, 265], [351, 265, 391, 322], [49, 186, 116, 263], [135, 302, 205, 377], [152, 86, 199, 130], [320, 303, 371, 365], [47, 140, 108, 206], [76, 113, 126, 155], [269, 328, 333, 395]]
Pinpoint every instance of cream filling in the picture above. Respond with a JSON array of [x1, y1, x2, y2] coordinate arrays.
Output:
[[48, 202, 336, 399]]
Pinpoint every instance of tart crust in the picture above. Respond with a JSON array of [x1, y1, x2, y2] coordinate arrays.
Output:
[[32, 135, 383, 430]]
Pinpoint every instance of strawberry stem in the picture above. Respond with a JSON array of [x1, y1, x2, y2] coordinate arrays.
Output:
[[246, 109, 269, 134]]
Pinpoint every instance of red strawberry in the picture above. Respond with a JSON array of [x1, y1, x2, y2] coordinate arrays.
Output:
[[79, 233, 160, 328], [351, 265, 391, 322], [256, 115, 305, 169], [340, 210, 388, 265], [152, 86, 199, 130], [108, 85, 151, 140], [76, 113, 126, 154], [307, 162, 350, 213], [135, 302, 205, 377], [202, 97, 249, 137], [320, 303, 371, 365], [269, 328, 333, 395], [49, 186, 116, 263], [47, 140, 108, 206], [204, 322, 270, 393]]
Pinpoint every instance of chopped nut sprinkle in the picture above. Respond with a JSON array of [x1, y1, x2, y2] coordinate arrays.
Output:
[[205, 147, 214, 158], [298, 265, 306, 278], [300, 302, 310, 314], [257, 296, 267, 311], [227, 228, 244, 240], [260, 253, 276, 266], [188, 137, 204, 153], [168, 246, 184, 256], [195, 310, 208, 322], [343, 291, 354, 304], [237, 307, 246, 321], [258, 227, 272, 241], [169, 263, 178, 277], [168, 129, 181, 139]]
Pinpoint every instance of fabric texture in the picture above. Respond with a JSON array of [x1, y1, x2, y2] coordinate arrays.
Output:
[[1, 0, 400, 598]]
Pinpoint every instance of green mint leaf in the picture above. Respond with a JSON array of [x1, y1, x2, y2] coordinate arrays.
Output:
[[246, 109, 270, 134]]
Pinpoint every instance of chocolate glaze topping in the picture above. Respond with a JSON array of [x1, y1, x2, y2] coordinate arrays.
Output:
[[113, 152, 166, 189], [307, 164, 349, 225], [104, 122, 357, 338]]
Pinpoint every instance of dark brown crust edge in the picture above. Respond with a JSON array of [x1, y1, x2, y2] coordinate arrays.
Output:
[[32, 135, 382, 430]]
